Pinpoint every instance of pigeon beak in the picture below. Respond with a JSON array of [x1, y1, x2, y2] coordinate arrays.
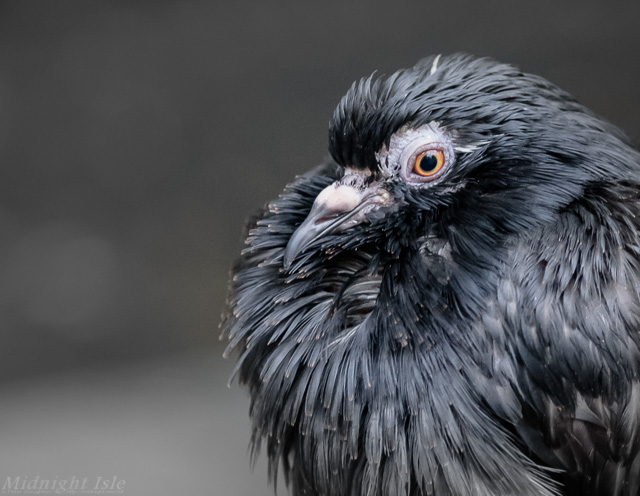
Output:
[[283, 180, 389, 270]]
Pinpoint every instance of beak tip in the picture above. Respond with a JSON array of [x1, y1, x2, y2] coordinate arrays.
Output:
[[283, 219, 314, 271], [282, 254, 293, 271], [282, 241, 297, 271]]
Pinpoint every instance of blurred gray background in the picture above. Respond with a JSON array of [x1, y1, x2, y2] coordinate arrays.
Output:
[[0, 1, 638, 495]]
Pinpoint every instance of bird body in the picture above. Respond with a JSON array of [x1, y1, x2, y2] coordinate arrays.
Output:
[[222, 54, 640, 495]]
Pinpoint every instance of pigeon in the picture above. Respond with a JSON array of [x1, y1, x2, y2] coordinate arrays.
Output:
[[221, 54, 640, 496]]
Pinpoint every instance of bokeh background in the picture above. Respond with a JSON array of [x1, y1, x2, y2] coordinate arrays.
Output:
[[0, 1, 639, 495]]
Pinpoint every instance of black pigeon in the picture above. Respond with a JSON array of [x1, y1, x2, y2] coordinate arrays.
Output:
[[221, 54, 640, 496]]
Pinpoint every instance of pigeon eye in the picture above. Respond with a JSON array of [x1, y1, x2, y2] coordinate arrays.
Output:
[[393, 129, 454, 185], [413, 150, 445, 178]]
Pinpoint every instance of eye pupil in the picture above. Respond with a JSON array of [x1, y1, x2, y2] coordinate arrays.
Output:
[[420, 154, 439, 173]]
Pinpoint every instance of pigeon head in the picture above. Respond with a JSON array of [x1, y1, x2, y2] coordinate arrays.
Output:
[[284, 54, 636, 270]]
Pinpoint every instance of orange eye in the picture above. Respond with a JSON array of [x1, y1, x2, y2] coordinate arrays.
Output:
[[413, 150, 445, 177]]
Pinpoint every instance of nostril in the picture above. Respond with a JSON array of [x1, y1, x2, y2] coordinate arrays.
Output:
[[315, 214, 340, 225]]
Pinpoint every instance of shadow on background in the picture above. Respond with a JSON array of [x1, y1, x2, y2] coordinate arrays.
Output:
[[0, 1, 638, 495]]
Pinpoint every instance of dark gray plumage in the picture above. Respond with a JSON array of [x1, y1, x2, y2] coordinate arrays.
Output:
[[221, 54, 640, 496]]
